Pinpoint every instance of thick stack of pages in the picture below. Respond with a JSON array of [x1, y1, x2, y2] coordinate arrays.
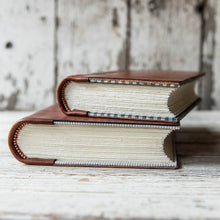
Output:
[[9, 70, 204, 169]]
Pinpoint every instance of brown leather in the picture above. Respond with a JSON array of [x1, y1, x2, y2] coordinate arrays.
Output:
[[58, 69, 204, 85], [8, 104, 179, 166], [57, 70, 204, 118], [88, 70, 204, 84], [23, 158, 55, 165], [65, 109, 88, 117]]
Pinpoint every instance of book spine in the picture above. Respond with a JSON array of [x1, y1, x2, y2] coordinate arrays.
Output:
[[57, 75, 89, 114], [8, 121, 55, 165]]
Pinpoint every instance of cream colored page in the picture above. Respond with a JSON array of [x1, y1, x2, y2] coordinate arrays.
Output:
[[17, 124, 173, 164], [65, 82, 174, 117]]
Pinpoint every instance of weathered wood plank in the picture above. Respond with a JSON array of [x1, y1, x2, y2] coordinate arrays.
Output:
[[0, 0, 55, 110], [129, 0, 201, 71], [212, 0, 220, 109], [199, 0, 216, 109], [0, 158, 219, 220], [56, 0, 128, 84], [1, 111, 220, 219]]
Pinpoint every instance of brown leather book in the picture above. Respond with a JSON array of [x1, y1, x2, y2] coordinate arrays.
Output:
[[8, 104, 179, 168], [57, 70, 204, 122]]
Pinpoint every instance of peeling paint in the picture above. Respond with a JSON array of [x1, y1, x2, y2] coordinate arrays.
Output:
[[194, 1, 205, 14], [68, 61, 73, 68], [199, 1, 216, 109], [24, 78, 29, 92], [26, 5, 30, 11], [6, 90, 19, 110], [0, 1, 55, 110], [117, 41, 126, 69], [133, 0, 144, 13], [203, 3, 216, 43], [125, 0, 131, 69], [201, 61, 215, 108], [0, 94, 5, 103], [155, 61, 161, 69], [5, 42, 13, 49], [40, 16, 47, 22], [31, 104, 35, 110], [148, 0, 166, 16], [112, 8, 119, 28], [5, 73, 17, 86]]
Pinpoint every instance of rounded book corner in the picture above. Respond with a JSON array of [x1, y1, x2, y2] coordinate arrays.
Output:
[[57, 78, 71, 113], [8, 120, 29, 163], [8, 120, 56, 166], [57, 75, 89, 114]]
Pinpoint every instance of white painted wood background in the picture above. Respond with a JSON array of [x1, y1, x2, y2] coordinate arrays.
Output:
[[0, 0, 220, 110]]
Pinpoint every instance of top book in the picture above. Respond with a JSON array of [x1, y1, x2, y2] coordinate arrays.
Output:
[[57, 70, 204, 122]]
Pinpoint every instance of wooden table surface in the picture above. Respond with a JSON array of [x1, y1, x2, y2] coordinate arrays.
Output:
[[0, 110, 220, 220]]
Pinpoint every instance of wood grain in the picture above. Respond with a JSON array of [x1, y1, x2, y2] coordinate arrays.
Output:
[[0, 0, 220, 111], [129, 0, 201, 71], [199, 0, 216, 109], [0, 0, 55, 110], [212, 0, 220, 109], [0, 0, 220, 110], [56, 0, 128, 84], [1, 110, 220, 219]]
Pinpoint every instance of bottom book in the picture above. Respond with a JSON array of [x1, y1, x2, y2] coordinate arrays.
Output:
[[8, 104, 179, 169]]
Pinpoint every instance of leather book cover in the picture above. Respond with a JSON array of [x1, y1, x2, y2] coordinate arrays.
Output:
[[57, 70, 204, 119], [8, 104, 179, 168]]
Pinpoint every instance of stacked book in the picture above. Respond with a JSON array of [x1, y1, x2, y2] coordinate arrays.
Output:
[[9, 70, 204, 169]]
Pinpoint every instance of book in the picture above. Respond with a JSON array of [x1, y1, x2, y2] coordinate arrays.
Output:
[[57, 70, 204, 122], [8, 104, 179, 168]]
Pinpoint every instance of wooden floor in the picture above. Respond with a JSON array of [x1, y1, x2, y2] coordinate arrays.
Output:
[[0, 110, 220, 220]]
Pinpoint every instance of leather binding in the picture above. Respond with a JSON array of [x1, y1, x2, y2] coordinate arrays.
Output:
[[8, 104, 179, 168], [57, 70, 204, 118]]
